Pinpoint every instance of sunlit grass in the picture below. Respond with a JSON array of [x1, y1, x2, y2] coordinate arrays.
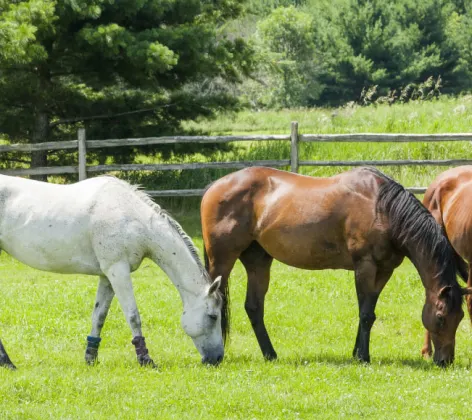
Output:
[[1, 214, 472, 418], [120, 95, 472, 211]]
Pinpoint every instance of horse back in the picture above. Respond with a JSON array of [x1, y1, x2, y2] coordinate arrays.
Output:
[[201, 167, 391, 270], [423, 166, 472, 261], [0, 175, 150, 274]]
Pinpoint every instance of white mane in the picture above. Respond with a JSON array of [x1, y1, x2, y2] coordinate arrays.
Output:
[[111, 177, 211, 283]]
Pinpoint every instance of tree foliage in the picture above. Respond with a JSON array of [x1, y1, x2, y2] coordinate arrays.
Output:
[[244, 0, 472, 107], [0, 0, 253, 172]]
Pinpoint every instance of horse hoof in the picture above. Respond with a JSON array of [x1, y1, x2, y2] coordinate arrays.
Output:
[[85, 356, 99, 366], [421, 347, 432, 360], [353, 352, 370, 364], [138, 355, 157, 369], [264, 352, 278, 361], [0, 360, 16, 370]]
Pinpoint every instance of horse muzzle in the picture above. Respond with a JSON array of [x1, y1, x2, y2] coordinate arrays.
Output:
[[201, 351, 224, 366], [433, 344, 454, 368]]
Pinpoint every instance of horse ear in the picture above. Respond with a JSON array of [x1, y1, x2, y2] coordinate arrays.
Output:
[[438, 285, 452, 299], [208, 276, 222, 295], [461, 287, 472, 296]]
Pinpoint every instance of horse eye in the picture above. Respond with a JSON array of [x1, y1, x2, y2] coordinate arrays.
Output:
[[437, 314, 445, 327], [208, 314, 218, 321]]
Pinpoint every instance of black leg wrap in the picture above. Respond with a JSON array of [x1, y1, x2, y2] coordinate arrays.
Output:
[[85, 336, 101, 365], [131, 336, 156, 368]]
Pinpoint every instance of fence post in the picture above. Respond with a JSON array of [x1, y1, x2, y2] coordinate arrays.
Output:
[[290, 121, 299, 173], [78, 128, 87, 181]]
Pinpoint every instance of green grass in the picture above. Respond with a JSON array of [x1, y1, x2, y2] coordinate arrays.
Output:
[[2, 213, 472, 419], [118, 95, 472, 211]]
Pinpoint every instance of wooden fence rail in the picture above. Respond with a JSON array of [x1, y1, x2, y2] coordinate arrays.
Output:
[[1, 123, 472, 195]]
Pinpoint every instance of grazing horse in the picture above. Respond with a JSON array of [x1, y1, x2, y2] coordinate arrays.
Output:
[[201, 166, 472, 366], [0, 175, 224, 369], [421, 165, 472, 358]]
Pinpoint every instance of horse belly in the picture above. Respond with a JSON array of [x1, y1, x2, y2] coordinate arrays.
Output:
[[0, 222, 101, 275], [257, 229, 353, 270]]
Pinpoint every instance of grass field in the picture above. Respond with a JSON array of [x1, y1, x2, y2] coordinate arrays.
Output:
[[3, 97, 472, 418], [2, 213, 472, 419]]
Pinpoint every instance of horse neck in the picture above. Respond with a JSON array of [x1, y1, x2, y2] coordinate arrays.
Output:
[[147, 215, 208, 304], [406, 244, 452, 292]]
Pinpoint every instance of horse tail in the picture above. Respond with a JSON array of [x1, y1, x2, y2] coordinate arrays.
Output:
[[203, 243, 230, 345]]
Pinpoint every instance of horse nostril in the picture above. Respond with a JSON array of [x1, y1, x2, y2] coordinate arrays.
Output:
[[201, 354, 223, 365], [435, 359, 450, 368]]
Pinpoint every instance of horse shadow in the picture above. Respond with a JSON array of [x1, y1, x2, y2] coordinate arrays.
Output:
[[224, 353, 454, 371]]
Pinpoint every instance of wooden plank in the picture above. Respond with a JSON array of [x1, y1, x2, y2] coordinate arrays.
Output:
[[299, 159, 472, 167], [147, 189, 206, 197], [86, 134, 290, 149], [147, 187, 426, 197], [0, 166, 77, 176], [300, 133, 472, 143], [0, 140, 78, 153], [86, 160, 290, 173], [0, 132, 471, 154], [406, 187, 426, 194], [78, 128, 87, 181], [290, 121, 299, 173]]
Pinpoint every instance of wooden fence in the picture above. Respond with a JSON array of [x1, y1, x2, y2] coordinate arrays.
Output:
[[1, 122, 472, 196]]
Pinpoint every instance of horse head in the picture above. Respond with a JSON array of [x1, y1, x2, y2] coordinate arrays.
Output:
[[422, 285, 472, 366], [180, 276, 224, 365]]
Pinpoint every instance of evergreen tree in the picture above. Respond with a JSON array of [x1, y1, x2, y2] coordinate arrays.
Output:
[[0, 0, 253, 177]]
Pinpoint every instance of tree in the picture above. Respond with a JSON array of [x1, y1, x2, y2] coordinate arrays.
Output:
[[249, 6, 322, 108], [0, 0, 253, 178], [313, 0, 465, 103]]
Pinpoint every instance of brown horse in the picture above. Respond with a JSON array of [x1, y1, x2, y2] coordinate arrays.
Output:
[[201, 166, 472, 366], [422, 165, 472, 358]]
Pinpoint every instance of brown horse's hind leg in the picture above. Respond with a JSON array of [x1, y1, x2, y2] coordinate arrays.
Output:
[[206, 248, 241, 344], [467, 265, 472, 324], [0, 339, 16, 369], [421, 331, 433, 359], [353, 262, 392, 363], [239, 242, 276, 360]]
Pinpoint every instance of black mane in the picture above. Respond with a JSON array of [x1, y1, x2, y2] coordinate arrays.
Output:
[[364, 167, 462, 306]]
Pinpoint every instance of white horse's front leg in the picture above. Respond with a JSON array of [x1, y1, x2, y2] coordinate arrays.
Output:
[[105, 262, 156, 367], [85, 275, 115, 365]]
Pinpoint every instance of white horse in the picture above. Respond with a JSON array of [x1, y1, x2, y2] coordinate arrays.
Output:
[[0, 174, 224, 369]]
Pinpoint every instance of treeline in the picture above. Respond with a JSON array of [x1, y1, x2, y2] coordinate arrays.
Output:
[[237, 0, 472, 108], [1, 0, 471, 174]]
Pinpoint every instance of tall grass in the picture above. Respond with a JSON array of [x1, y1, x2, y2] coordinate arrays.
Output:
[[120, 95, 472, 211]]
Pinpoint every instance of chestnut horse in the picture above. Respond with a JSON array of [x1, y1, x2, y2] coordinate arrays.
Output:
[[421, 165, 472, 358], [201, 166, 472, 366]]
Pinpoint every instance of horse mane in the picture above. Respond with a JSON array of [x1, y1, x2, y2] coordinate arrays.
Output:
[[365, 167, 463, 307], [109, 177, 214, 287]]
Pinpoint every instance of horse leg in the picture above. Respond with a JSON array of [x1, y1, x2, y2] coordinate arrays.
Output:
[[421, 331, 433, 359], [353, 262, 392, 363], [466, 264, 472, 324], [85, 275, 115, 365], [105, 262, 155, 367], [0, 339, 15, 369], [239, 242, 277, 360]]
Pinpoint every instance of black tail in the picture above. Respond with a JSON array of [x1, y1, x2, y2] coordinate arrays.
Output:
[[204, 244, 230, 345]]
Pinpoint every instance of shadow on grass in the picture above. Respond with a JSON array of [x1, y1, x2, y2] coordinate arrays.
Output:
[[224, 353, 448, 371]]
